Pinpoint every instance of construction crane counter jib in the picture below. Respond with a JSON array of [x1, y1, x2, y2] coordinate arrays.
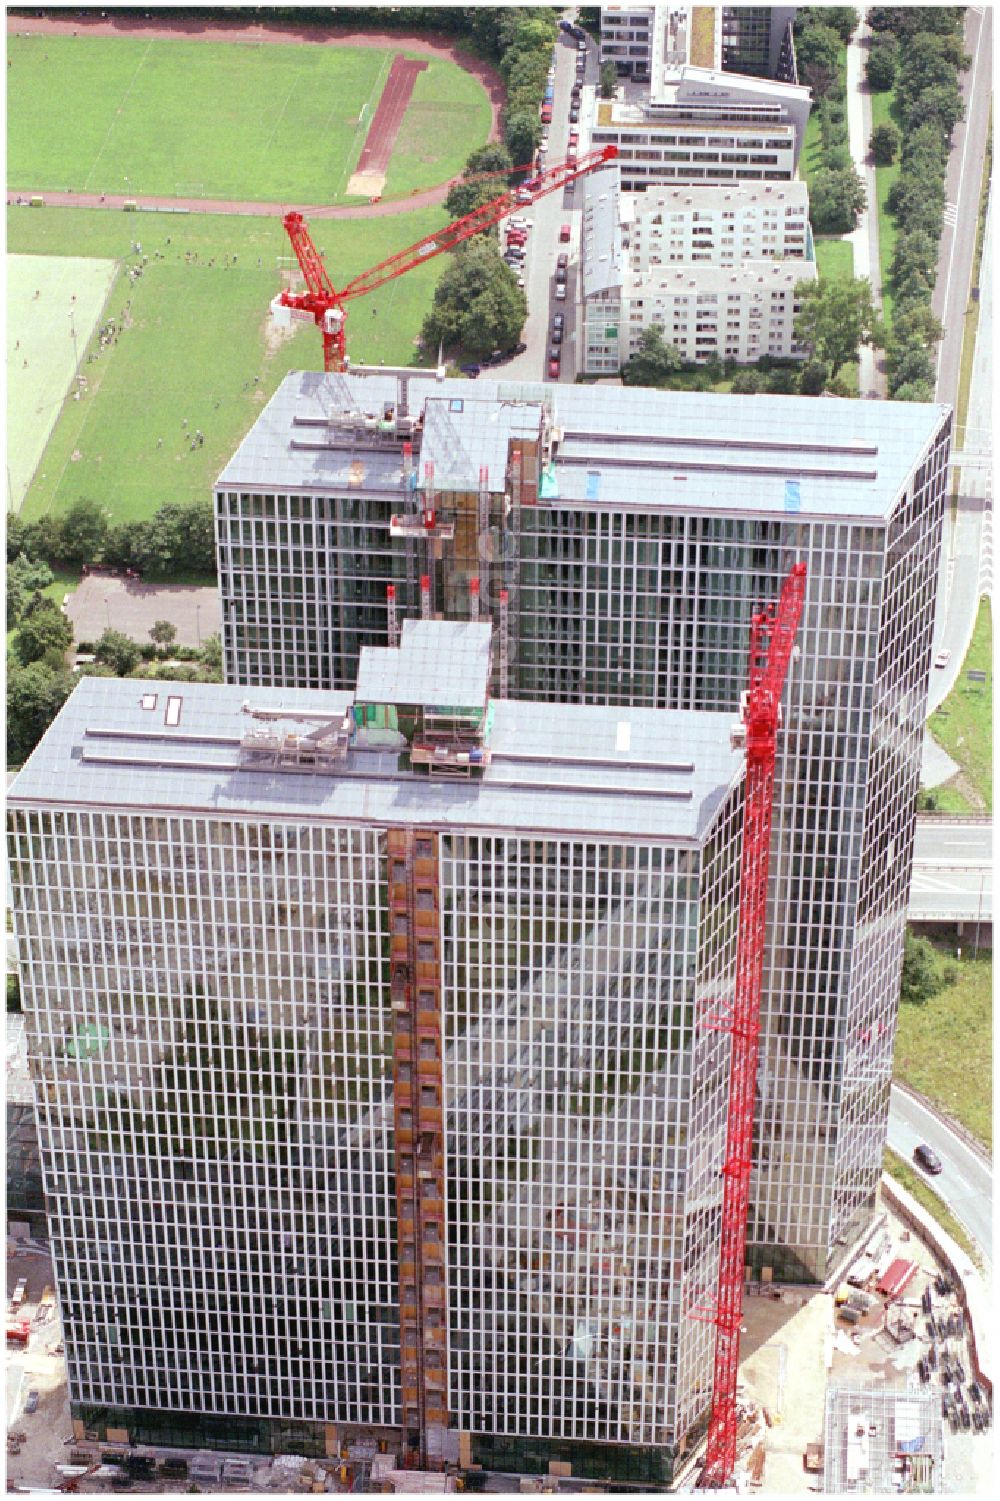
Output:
[[279, 145, 619, 371]]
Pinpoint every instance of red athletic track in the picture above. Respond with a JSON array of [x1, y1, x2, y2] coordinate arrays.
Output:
[[7, 11, 504, 215], [357, 56, 428, 178]]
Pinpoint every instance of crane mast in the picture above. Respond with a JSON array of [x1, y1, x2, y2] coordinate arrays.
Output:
[[279, 146, 618, 370], [700, 560, 807, 1490]]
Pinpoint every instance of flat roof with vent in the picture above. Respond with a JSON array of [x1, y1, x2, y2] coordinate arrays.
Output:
[[217, 371, 950, 524], [8, 678, 743, 845], [356, 620, 493, 710]]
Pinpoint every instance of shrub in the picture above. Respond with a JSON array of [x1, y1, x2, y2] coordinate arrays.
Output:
[[871, 121, 900, 165]]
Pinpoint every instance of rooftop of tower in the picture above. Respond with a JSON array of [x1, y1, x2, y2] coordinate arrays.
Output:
[[8, 674, 743, 844], [217, 371, 950, 522]]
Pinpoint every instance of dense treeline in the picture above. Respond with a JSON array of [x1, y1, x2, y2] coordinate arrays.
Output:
[[793, 7, 864, 235], [7, 496, 216, 579], [868, 7, 968, 400]]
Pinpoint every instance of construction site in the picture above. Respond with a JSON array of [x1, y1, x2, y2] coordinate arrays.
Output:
[[6, 24, 991, 1501]]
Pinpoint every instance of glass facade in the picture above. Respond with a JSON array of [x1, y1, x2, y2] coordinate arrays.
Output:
[[215, 398, 950, 1285], [9, 763, 743, 1480]]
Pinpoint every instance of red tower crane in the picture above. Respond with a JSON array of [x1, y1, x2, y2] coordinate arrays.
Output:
[[279, 145, 618, 370], [700, 559, 808, 1490]]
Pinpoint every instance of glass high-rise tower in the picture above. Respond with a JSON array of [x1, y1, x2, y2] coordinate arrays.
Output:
[[9, 642, 746, 1485], [215, 373, 951, 1281]]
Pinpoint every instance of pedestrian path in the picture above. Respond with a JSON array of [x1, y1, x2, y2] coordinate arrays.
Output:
[[844, 15, 885, 398]]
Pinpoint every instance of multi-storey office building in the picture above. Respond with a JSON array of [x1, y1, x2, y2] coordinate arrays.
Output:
[[600, 5, 799, 85], [216, 371, 951, 1286], [8, 634, 747, 1485]]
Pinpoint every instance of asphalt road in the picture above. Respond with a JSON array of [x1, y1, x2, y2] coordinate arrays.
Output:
[[928, 203, 992, 715], [909, 818, 992, 923], [933, 5, 992, 403], [886, 1085, 993, 1271], [503, 29, 593, 384]]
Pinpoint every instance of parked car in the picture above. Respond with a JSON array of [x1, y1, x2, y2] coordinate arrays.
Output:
[[548, 357, 561, 378], [557, 252, 569, 271], [913, 1142, 942, 1174], [549, 346, 561, 366], [557, 224, 571, 244], [25, 1391, 39, 1415], [569, 128, 580, 145], [934, 648, 952, 667], [515, 188, 533, 205], [577, 39, 588, 52], [541, 104, 553, 123], [569, 107, 580, 123], [506, 230, 527, 245], [551, 322, 564, 345], [553, 312, 565, 333], [508, 216, 530, 231], [555, 283, 567, 300]]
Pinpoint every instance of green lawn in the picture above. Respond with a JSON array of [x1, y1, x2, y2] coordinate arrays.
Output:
[[7, 34, 489, 205], [870, 88, 900, 327], [799, 104, 825, 198], [814, 236, 854, 281], [381, 58, 493, 200], [883, 1148, 982, 1268], [928, 598, 992, 812], [9, 203, 450, 524], [894, 941, 992, 1151]]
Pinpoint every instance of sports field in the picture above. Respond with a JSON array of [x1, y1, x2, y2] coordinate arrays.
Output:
[[7, 34, 490, 205], [7, 253, 117, 509], [9, 203, 450, 525]]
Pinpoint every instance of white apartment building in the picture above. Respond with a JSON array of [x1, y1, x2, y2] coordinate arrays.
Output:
[[580, 169, 815, 374], [625, 180, 811, 269]]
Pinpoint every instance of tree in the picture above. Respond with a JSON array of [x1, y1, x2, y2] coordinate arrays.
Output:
[[6, 660, 75, 766], [421, 241, 527, 357], [819, 7, 859, 43], [891, 230, 940, 290], [892, 379, 936, 402], [794, 277, 882, 378], [104, 518, 155, 574], [505, 51, 550, 97], [58, 496, 108, 566], [7, 973, 21, 1013], [465, 143, 514, 178], [199, 633, 224, 678], [910, 79, 965, 139], [809, 164, 866, 234], [503, 110, 541, 169], [870, 121, 899, 165], [146, 500, 216, 576], [795, 23, 842, 97], [149, 620, 178, 650], [900, 931, 944, 1005], [600, 60, 618, 98], [444, 177, 504, 224], [15, 596, 73, 666], [730, 368, 767, 394], [7, 513, 27, 563], [866, 33, 898, 91], [887, 339, 935, 392], [7, 554, 53, 630], [799, 359, 829, 396], [94, 628, 142, 677], [622, 325, 683, 387]]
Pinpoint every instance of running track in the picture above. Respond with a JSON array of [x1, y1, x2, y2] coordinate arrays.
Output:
[[7, 12, 503, 218]]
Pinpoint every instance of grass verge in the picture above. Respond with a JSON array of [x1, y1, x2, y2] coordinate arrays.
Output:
[[928, 598, 992, 812], [954, 103, 992, 449], [869, 88, 900, 328], [884, 1148, 983, 1269], [894, 941, 992, 1151], [9, 202, 449, 525], [814, 237, 854, 281]]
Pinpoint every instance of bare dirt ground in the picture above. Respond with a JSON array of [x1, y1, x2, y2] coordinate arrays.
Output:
[[66, 573, 220, 649], [7, 12, 504, 218]]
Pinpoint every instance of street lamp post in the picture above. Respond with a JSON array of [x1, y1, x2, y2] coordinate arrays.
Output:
[[105, 597, 110, 630]]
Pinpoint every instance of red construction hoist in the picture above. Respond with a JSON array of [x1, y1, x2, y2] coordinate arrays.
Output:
[[700, 560, 807, 1490], [279, 145, 618, 370]]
